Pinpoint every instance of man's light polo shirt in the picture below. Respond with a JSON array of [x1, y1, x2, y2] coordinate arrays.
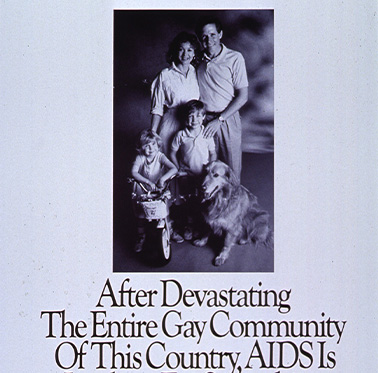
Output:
[[197, 44, 248, 113], [171, 125, 215, 176]]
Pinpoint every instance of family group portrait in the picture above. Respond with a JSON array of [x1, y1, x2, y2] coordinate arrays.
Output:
[[113, 10, 274, 272]]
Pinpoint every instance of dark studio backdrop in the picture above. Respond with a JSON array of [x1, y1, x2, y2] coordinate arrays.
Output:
[[113, 10, 274, 272]]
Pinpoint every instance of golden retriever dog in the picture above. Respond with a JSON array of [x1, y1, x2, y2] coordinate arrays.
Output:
[[194, 160, 273, 266]]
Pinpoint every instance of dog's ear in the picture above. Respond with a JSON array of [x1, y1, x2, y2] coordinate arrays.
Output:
[[225, 165, 238, 186]]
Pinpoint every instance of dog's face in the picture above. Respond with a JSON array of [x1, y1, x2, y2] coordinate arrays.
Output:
[[201, 161, 238, 201]]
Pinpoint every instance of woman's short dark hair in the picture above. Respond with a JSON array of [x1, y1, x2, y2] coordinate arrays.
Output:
[[195, 16, 223, 37], [166, 31, 201, 66]]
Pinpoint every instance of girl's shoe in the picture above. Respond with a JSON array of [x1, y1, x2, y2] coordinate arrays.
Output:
[[134, 234, 145, 252]]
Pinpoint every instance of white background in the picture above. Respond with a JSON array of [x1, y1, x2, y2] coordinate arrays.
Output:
[[1, 0, 377, 371]]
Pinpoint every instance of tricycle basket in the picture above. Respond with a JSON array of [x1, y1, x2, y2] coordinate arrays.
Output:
[[140, 200, 168, 220]]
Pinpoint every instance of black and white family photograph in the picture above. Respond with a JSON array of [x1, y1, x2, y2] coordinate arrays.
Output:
[[113, 10, 274, 272]]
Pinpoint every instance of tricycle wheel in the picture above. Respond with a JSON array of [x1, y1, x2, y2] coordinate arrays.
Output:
[[156, 218, 171, 264]]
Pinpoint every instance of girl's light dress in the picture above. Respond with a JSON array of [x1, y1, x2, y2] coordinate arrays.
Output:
[[132, 151, 171, 218]]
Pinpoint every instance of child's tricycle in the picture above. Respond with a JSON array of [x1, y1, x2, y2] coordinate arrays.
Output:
[[128, 177, 174, 264]]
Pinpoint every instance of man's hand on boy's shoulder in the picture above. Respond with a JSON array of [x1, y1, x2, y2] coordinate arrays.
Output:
[[203, 119, 221, 138]]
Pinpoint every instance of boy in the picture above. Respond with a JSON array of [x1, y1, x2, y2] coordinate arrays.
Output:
[[170, 99, 216, 240]]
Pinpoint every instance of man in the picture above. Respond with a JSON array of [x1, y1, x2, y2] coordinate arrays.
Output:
[[195, 17, 248, 181]]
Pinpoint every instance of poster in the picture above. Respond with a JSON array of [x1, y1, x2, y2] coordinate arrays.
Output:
[[1, 0, 377, 372]]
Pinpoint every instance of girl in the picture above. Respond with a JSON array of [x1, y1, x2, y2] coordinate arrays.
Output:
[[131, 129, 178, 252]]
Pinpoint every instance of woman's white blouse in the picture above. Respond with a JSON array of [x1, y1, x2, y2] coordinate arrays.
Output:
[[150, 63, 200, 116]]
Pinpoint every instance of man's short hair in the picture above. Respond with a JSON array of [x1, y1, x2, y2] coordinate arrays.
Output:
[[195, 16, 223, 37]]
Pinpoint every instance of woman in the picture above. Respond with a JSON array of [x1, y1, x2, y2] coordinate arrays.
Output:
[[150, 31, 201, 154]]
